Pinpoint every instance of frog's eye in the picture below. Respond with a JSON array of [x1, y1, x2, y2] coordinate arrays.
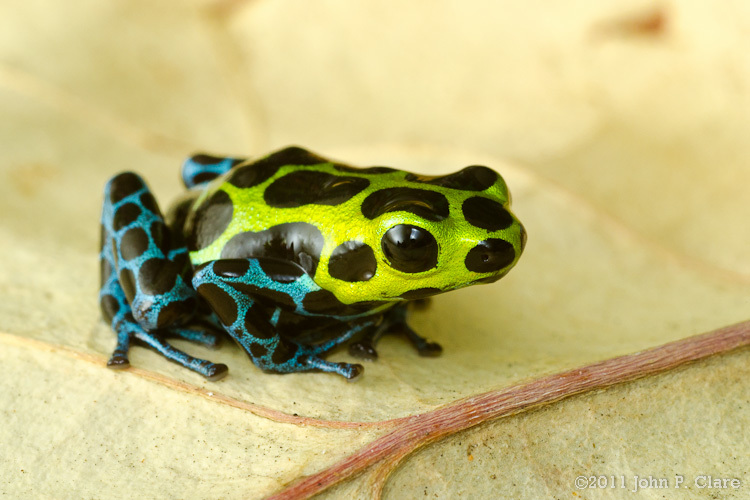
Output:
[[382, 224, 438, 273]]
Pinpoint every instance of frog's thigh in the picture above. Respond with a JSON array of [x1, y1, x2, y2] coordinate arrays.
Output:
[[100, 176, 227, 379], [102, 172, 197, 331], [192, 259, 365, 380]]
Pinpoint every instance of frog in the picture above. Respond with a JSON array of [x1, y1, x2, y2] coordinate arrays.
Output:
[[99, 146, 526, 381]]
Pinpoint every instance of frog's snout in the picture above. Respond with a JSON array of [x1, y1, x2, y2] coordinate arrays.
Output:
[[464, 221, 525, 276], [518, 222, 527, 252]]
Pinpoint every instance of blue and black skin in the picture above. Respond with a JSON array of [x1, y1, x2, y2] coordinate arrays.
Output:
[[99, 147, 526, 381]]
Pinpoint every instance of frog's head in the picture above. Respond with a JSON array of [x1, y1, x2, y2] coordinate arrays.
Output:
[[321, 165, 526, 303]]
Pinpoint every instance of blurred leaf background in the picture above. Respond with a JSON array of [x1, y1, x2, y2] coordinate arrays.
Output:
[[1, 1, 749, 498]]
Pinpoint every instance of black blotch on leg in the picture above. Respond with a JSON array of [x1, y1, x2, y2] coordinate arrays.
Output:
[[213, 259, 250, 278], [196, 283, 238, 326], [138, 258, 180, 296], [271, 341, 298, 365], [113, 203, 142, 231], [99, 294, 120, 322], [156, 298, 196, 329], [242, 305, 276, 340], [249, 342, 268, 359], [119, 268, 137, 302], [139, 192, 161, 217], [228, 281, 297, 311], [109, 172, 145, 204], [258, 258, 306, 283], [100, 258, 113, 287], [120, 227, 150, 261]]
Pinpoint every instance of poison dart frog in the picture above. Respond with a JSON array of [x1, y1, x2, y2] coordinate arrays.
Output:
[[99, 147, 526, 381]]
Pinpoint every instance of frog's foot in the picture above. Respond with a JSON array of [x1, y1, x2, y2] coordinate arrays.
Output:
[[251, 323, 368, 380], [305, 356, 363, 381], [269, 331, 366, 380], [100, 172, 228, 380], [133, 328, 228, 381], [107, 328, 132, 369], [348, 322, 387, 361], [349, 320, 443, 361], [297, 322, 369, 379], [394, 322, 443, 357], [105, 306, 228, 381]]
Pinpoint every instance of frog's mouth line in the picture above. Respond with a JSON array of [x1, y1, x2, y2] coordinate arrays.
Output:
[[473, 270, 509, 285]]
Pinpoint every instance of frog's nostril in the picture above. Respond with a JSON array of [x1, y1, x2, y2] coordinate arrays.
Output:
[[465, 239, 516, 273]]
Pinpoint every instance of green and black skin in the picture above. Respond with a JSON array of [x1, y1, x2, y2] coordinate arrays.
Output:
[[99, 146, 526, 381]]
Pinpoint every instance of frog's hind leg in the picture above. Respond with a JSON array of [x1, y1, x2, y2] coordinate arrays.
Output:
[[181, 154, 247, 188], [99, 172, 227, 380], [99, 271, 227, 380], [165, 327, 222, 349], [192, 259, 371, 380], [348, 302, 442, 360]]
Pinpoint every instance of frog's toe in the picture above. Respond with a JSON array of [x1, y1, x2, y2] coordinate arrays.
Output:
[[133, 330, 228, 380], [107, 331, 131, 369], [305, 356, 364, 381], [343, 363, 364, 382], [392, 323, 443, 357], [348, 340, 379, 361], [415, 340, 443, 357], [331, 361, 364, 381], [106, 354, 130, 370], [205, 363, 229, 381]]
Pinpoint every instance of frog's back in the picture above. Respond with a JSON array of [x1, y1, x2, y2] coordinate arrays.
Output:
[[181, 146, 388, 274], [181, 146, 524, 305]]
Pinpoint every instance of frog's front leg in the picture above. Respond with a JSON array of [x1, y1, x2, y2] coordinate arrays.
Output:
[[348, 302, 442, 360], [192, 259, 369, 380], [100, 172, 227, 380], [181, 154, 246, 188]]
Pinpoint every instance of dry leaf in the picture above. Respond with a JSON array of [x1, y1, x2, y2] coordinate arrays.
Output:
[[1, 1, 748, 499]]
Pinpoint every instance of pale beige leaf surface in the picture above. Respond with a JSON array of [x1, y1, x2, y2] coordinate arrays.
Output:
[[1, 1, 748, 499]]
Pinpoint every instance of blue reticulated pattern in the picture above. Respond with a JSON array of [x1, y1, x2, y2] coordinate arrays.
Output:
[[181, 154, 245, 189], [99, 172, 228, 380], [192, 259, 380, 379], [99, 170, 384, 380]]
